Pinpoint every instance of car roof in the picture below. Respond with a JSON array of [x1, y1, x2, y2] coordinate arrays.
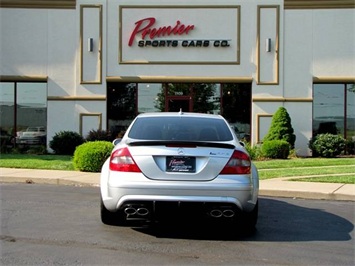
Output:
[[136, 112, 224, 119]]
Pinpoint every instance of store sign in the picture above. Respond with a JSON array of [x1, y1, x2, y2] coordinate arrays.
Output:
[[128, 17, 230, 48], [120, 7, 240, 64]]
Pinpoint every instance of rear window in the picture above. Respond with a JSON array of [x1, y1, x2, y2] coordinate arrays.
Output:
[[128, 116, 233, 141]]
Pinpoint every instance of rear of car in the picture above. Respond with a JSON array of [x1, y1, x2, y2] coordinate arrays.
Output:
[[100, 112, 259, 230], [18, 126, 46, 145]]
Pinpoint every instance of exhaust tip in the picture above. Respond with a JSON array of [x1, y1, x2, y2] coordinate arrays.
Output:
[[124, 207, 137, 215], [210, 209, 223, 218], [137, 208, 149, 216], [223, 209, 235, 218]]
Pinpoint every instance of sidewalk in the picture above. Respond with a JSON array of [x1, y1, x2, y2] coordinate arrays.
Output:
[[0, 168, 354, 201]]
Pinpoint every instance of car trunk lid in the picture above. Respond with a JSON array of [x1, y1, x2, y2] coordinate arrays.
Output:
[[127, 141, 235, 181]]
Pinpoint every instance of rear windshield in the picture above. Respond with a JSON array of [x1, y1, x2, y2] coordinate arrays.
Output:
[[128, 116, 233, 141]]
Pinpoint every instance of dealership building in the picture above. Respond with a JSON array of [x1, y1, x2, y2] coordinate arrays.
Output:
[[0, 0, 354, 156]]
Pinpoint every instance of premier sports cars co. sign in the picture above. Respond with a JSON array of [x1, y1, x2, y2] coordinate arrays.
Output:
[[119, 6, 240, 64], [128, 17, 231, 48]]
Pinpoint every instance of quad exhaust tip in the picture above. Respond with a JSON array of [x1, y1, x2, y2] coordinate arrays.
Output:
[[123, 205, 235, 219], [124, 207, 150, 216], [210, 209, 235, 218]]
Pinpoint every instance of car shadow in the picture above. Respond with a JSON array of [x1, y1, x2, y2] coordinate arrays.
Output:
[[134, 197, 354, 241]]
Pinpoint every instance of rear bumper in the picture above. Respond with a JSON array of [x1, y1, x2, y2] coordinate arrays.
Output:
[[102, 174, 257, 213], [17, 137, 45, 145]]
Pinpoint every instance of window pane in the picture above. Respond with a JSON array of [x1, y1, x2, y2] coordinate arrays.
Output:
[[166, 83, 191, 96], [16, 83, 47, 145], [138, 83, 161, 113], [313, 84, 344, 136], [0, 82, 15, 139], [346, 84, 355, 141], [192, 83, 220, 114], [107, 83, 137, 138], [222, 83, 251, 141]]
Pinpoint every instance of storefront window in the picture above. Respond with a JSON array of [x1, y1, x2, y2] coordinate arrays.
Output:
[[107, 82, 251, 141], [16, 83, 47, 133], [107, 83, 137, 138], [192, 83, 220, 114], [153, 83, 221, 113], [138, 83, 161, 113], [346, 84, 355, 141], [313, 83, 354, 141], [166, 83, 191, 96], [222, 83, 251, 141], [0, 82, 47, 148], [0, 83, 15, 147]]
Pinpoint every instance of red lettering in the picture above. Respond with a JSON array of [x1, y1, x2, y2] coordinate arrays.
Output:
[[128, 17, 156, 46], [128, 17, 195, 46]]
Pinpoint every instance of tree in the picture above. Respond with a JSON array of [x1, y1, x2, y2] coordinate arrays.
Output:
[[263, 106, 296, 148]]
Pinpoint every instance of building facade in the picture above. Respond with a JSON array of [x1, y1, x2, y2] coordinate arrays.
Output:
[[0, 0, 354, 156]]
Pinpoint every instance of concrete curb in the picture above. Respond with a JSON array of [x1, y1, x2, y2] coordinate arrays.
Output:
[[0, 168, 354, 201]]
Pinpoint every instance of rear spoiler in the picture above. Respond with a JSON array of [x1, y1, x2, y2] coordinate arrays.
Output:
[[126, 140, 235, 149]]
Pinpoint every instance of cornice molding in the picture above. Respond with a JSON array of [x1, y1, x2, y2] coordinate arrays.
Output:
[[0, 75, 47, 82], [253, 97, 313, 102], [47, 96, 106, 101], [284, 0, 355, 9], [1, 1, 354, 10], [0, 0, 76, 9], [313, 76, 355, 83], [106, 76, 253, 83]]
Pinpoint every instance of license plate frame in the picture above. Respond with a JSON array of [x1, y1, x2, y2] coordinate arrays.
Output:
[[166, 156, 196, 173]]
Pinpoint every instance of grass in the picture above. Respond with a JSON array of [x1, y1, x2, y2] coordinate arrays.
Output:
[[254, 157, 355, 169], [289, 175, 355, 184], [256, 165, 354, 179], [0, 154, 74, 170], [0, 154, 354, 184], [254, 158, 355, 184]]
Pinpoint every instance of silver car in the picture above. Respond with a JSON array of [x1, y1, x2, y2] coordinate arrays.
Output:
[[100, 112, 259, 230]]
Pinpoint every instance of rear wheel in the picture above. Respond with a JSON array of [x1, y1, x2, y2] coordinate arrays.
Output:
[[100, 198, 125, 225], [240, 201, 258, 234]]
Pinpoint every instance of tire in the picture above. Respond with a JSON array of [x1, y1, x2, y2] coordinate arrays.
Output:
[[240, 201, 258, 234], [100, 198, 125, 226]]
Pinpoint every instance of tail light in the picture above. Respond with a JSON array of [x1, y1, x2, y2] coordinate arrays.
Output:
[[109, 147, 141, 172], [220, 150, 251, 174]]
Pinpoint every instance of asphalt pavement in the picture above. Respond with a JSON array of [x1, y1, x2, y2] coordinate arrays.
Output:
[[0, 167, 354, 201]]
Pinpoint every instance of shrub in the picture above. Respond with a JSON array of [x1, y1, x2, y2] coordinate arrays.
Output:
[[263, 107, 296, 148], [262, 140, 290, 159], [26, 145, 47, 155], [345, 139, 355, 155], [73, 141, 113, 172], [86, 129, 112, 142], [308, 133, 346, 158], [243, 142, 262, 160], [49, 131, 85, 155]]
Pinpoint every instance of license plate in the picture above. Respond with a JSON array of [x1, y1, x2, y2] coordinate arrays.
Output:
[[166, 156, 196, 173]]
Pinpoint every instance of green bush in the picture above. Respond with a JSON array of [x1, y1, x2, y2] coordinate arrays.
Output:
[[49, 131, 85, 155], [244, 142, 262, 160], [86, 129, 112, 142], [73, 141, 113, 172], [25, 145, 47, 155], [309, 133, 346, 158], [262, 140, 290, 159], [345, 139, 355, 155], [263, 107, 296, 148]]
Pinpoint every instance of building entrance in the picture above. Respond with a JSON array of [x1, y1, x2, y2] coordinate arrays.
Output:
[[167, 98, 191, 112], [107, 82, 251, 141]]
